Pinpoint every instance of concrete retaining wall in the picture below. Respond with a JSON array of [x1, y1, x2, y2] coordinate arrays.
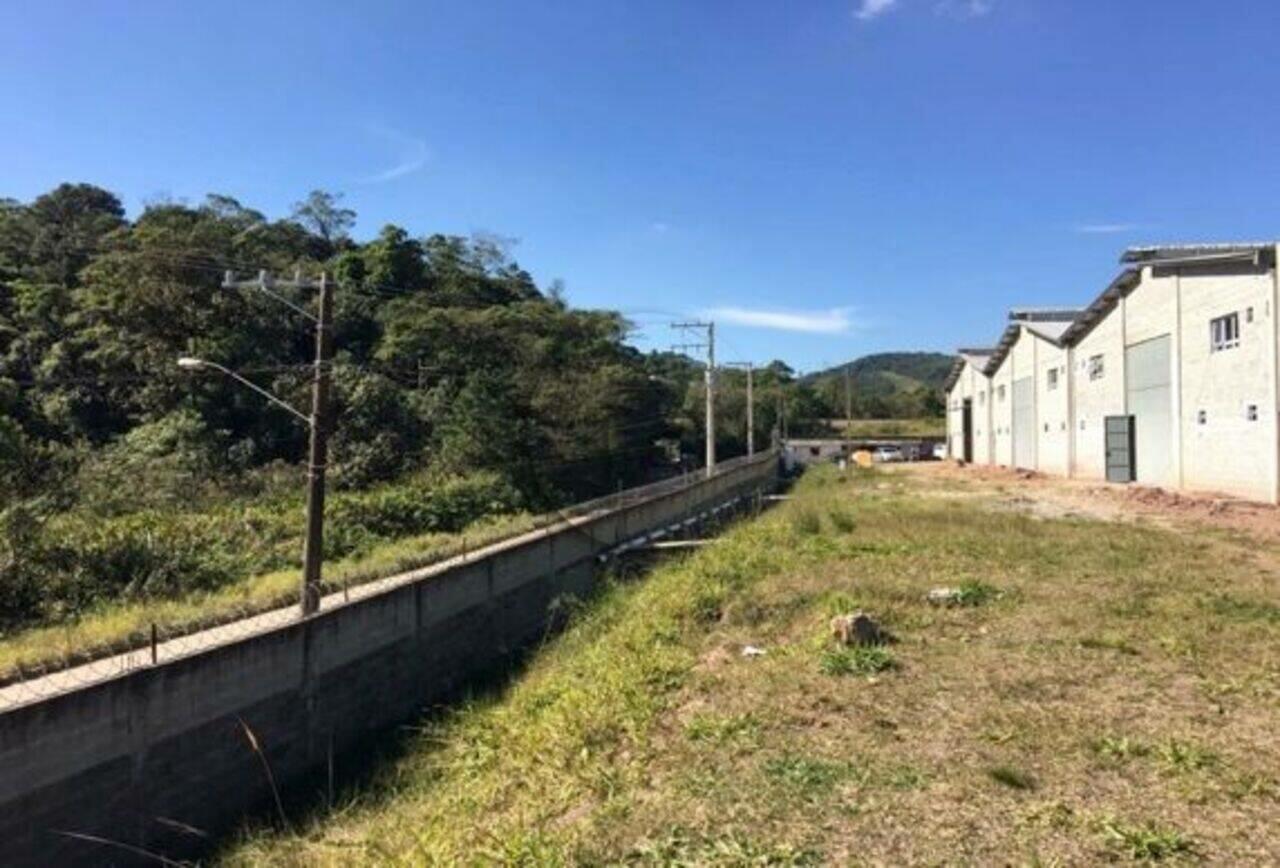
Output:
[[0, 454, 778, 867]]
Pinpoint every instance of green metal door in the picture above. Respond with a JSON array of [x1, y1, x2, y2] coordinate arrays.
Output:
[[1125, 335, 1172, 486]]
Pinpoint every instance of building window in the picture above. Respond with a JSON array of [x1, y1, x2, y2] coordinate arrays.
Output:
[[1047, 368, 1059, 391], [979, 392, 986, 406], [1211, 313, 1240, 352], [1247, 404, 1259, 421], [997, 385, 1007, 401], [1246, 306, 1255, 323], [1198, 410, 1207, 425], [1088, 354, 1105, 381]]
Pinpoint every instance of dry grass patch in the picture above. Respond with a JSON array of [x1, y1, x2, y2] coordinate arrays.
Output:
[[221, 465, 1280, 866]]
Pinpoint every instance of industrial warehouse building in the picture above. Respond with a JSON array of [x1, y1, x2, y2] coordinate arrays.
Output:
[[946, 243, 1280, 503]]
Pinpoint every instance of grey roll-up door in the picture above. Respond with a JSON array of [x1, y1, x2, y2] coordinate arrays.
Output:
[[1125, 335, 1172, 486], [1105, 415, 1135, 482], [1012, 376, 1036, 469]]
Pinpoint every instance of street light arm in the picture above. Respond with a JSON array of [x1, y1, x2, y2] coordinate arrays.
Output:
[[200, 360, 313, 426], [222, 270, 319, 323], [252, 281, 319, 323]]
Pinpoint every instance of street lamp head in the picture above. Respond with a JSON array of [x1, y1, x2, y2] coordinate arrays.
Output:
[[177, 356, 206, 371]]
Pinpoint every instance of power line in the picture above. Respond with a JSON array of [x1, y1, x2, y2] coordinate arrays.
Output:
[[671, 320, 716, 477]]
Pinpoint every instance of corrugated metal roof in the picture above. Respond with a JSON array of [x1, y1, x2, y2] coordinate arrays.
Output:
[[1022, 319, 1075, 343], [1008, 307, 1085, 322], [943, 350, 996, 392], [953, 241, 1278, 389], [983, 307, 1079, 374], [1121, 243, 1275, 264], [1056, 268, 1140, 347]]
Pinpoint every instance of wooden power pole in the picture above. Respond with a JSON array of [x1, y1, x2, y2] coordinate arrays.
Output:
[[844, 363, 853, 456], [301, 273, 334, 614], [219, 270, 334, 616]]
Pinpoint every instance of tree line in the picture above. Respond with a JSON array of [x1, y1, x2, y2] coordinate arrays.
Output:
[[0, 183, 831, 629]]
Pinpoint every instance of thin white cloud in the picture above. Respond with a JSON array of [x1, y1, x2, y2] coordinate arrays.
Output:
[[650, 221, 670, 234], [706, 306, 858, 335], [1075, 222, 1143, 234], [362, 125, 429, 183], [854, 0, 898, 21], [936, 0, 993, 18]]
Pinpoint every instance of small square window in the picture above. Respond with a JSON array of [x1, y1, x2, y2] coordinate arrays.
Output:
[[1088, 354, 1105, 381], [1211, 313, 1240, 352], [1247, 404, 1259, 421], [1247, 307, 1255, 323], [1047, 368, 1059, 391], [1043, 423, 1049, 432], [1197, 410, 1207, 425], [1079, 419, 1086, 430]]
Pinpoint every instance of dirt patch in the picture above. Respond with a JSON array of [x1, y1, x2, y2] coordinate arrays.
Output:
[[903, 462, 1280, 542]]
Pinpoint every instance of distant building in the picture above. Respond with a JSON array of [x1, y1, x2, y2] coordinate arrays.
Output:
[[946, 243, 1280, 503]]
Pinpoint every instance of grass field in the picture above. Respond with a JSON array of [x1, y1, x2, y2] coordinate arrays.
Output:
[[0, 512, 535, 684], [221, 465, 1280, 865]]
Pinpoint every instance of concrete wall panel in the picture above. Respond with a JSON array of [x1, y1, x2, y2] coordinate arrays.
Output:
[[0, 453, 779, 868]]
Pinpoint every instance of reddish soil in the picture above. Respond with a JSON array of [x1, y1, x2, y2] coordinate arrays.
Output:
[[906, 461, 1280, 542]]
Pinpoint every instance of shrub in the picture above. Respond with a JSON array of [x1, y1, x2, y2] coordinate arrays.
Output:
[[0, 470, 523, 631], [827, 507, 856, 533], [953, 579, 1001, 607], [790, 508, 822, 536], [820, 645, 895, 676]]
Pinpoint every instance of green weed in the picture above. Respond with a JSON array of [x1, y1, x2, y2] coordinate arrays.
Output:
[[953, 579, 1002, 607], [1094, 735, 1152, 762], [685, 712, 761, 746], [1080, 635, 1140, 655], [1204, 593, 1280, 624], [819, 645, 895, 676], [1158, 740, 1217, 775], [1100, 817, 1194, 861], [762, 755, 848, 796]]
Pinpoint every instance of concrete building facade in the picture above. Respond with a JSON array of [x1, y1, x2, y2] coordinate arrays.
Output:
[[946, 243, 1280, 503]]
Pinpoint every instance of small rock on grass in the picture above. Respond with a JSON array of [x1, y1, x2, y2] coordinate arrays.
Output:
[[830, 612, 887, 646], [928, 587, 963, 606]]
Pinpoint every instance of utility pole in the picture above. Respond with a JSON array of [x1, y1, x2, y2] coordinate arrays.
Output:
[[844, 363, 853, 457], [672, 320, 716, 477], [301, 273, 334, 615], [726, 361, 755, 457], [215, 269, 334, 616]]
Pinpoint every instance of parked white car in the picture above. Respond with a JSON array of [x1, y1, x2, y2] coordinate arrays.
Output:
[[873, 445, 904, 463]]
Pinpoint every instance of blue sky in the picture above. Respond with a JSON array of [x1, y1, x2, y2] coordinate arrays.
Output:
[[4, 1, 1280, 372]]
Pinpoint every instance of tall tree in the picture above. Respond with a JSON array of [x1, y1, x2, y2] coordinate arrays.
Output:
[[290, 190, 355, 246]]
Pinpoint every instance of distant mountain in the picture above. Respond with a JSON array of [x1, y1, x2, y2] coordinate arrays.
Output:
[[801, 352, 952, 418]]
